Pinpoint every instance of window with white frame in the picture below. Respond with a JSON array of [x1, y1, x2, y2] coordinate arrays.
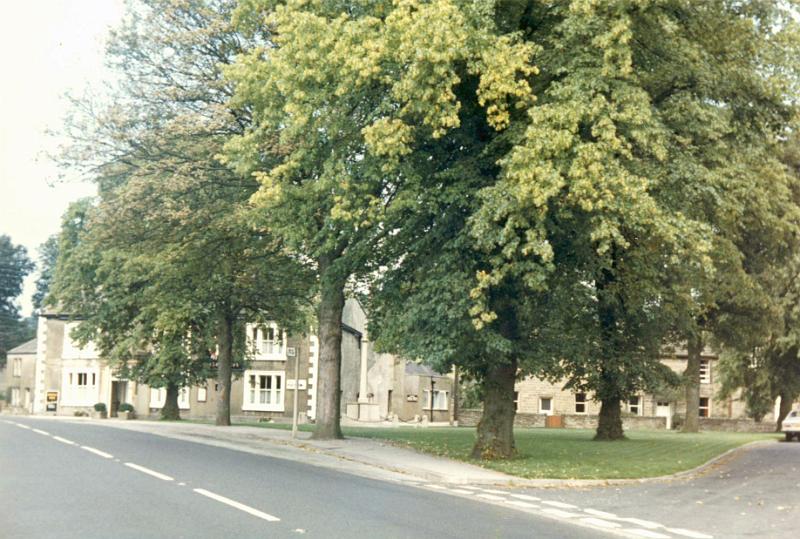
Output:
[[243, 371, 284, 411], [62, 368, 99, 406], [699, 360, 711, 384], [10, 387, 20, 406], [247, 323, 286, 360], [628, 396, 642, 416], [699, 397, 710, 417], [423, 389, 448, 410], [197, 387, 207, 402], [539, 397, 553, 415], [575, 393, 587, 414], [148, 387, 190, 409], [12, 358, 21, 377]]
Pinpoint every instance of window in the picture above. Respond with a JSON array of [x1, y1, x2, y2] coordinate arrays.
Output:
[[628, 396, 642, 416], [197, 387, 207, 402], [12, 358, 21, 377], [699, 397, 710, 417], [242, 371, 284, 412], [513, 391, 519, 412], [10, 388, 20, 406], [149, 387, 190, 409], [423, 389, 448, 410], [540, 397, 552, 415], [62, 368, 99, 406], [699, 360, 711, 384], [247, 323, 285, 360], [575, 393, 587, 414]]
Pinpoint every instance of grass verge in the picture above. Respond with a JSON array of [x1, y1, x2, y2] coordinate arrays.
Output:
[[239, 421, 780, 480]]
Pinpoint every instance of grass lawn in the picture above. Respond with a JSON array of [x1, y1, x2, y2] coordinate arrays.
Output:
[[238, 421, 780, 480]]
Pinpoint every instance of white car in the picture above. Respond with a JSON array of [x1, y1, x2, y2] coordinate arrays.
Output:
[[783, 410, 800, 441]]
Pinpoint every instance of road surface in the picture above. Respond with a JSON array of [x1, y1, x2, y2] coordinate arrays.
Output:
[[0, 418, 601, 539]]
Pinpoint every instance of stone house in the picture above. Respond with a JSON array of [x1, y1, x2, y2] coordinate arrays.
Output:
[[514, 345, 799, 429], [1, 338, 37, 413], [339, 299, 454, 424], [9, 299, 450, 424]]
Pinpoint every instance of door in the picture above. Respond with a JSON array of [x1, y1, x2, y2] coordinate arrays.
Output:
[[656, 401, 672, 430], [110, 381, 121, 417]]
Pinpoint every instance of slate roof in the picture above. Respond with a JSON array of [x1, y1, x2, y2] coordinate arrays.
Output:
[[7, 338, 37, 355], [404, 362, 447, 378]]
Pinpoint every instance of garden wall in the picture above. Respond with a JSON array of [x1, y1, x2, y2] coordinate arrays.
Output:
[[457, 409, 665, 430]]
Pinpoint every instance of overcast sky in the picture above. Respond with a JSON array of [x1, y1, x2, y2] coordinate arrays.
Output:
[[0, 0, 126, 316]]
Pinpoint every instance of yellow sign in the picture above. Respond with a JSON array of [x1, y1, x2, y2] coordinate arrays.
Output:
[[46, 391, 58, 403]]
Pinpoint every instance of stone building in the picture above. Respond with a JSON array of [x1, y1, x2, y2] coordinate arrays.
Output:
[[514, 345, 799, 429], [5, 299, 452, 424], [1, 338, 37, 413]]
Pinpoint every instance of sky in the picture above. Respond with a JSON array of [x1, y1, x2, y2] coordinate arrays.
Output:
[[0, 0, 126, 316]]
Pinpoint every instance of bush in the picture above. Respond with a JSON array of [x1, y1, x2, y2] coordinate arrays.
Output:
[[118, 403, 134, 412], [74, 410, 89, 417], [93, 402, 107, 412]]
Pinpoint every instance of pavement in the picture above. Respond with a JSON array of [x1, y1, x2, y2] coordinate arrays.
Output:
[[2, 415, 797, 539]]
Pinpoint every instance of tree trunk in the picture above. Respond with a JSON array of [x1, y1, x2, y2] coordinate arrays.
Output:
[[594, 264, 626, 441], [311, 259, 346, 440], [776, 390, 794, 432], [683, 334, 702, 433], [595, 398, 625, 440], [216, 313, 233, 427], [471, 357, 517, 459], [161, 382, 180, 420]]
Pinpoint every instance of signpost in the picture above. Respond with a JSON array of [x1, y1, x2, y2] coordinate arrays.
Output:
[[46, 391, 58, 412]]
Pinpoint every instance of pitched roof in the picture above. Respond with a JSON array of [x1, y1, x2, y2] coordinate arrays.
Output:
[[404, 362, 447, 378], [7, 338, 37, 355]]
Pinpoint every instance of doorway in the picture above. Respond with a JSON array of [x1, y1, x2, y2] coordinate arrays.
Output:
[[656, 401, 672, 430], [110, 381, 127, 417]]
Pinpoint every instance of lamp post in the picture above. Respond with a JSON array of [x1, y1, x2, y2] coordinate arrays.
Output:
[[430, 377, 436, 423], [291, 349, 300, 439]]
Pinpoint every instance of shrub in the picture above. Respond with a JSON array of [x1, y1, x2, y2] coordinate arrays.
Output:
[[74, 410, 89, 417], [118, 403, 134, 412], [93, 402, 107, 412]]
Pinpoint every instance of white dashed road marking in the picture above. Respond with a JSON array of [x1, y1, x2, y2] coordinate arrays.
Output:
[[665, 529, 713, 539], [585, 509, 618, 519], [53, 436, 76, 445], [476, 494, 506, 501], [15, 423, 31, 430], [543, 508, 583, 519], [621, 518, 663, 529], [448, 488, 474, 495], [81, 446, 113, 459], [505, 500, 538, 509], [542, 500, 579, 509], [510, 493, 540, 501], [124, 462, 174, 481], [580, 518, 621, 529], [32, 428, 50, 436], [193, 488, 280, 522], [626, 530, 671, 539]]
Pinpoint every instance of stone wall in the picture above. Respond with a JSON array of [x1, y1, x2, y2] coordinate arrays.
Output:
[[698, 417, 776, 433], [458, 409, 777, 433], [457, 409, 666, 430]]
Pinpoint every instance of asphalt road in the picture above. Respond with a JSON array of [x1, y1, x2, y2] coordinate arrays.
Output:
[[0, 418, 601, 539], [512, 439, 800, 539]]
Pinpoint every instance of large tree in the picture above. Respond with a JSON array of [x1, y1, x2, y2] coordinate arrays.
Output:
[[468, 0, 800, 440], [53, 0, 312, 423], [225, 0, 535, 440], [0, 235, 35, 364]]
